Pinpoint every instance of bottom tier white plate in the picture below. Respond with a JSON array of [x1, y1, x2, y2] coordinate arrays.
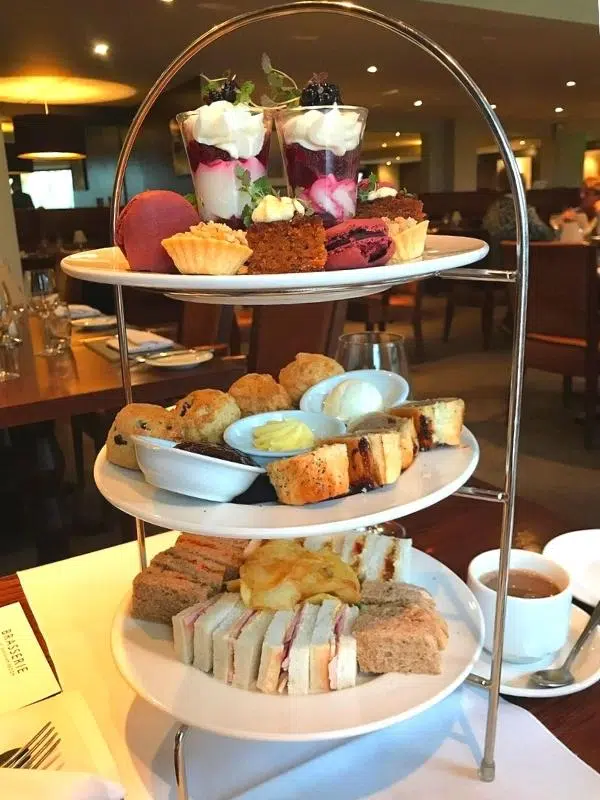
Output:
[[94, 428, 479, 538], [111, 548, 484, 741], [472, 605, 600, 698]]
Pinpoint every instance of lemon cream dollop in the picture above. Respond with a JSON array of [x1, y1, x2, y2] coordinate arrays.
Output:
[[251, 195, 305, 224], [252, 419, 315, 451]]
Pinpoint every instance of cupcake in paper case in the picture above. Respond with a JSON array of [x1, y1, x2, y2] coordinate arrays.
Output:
[[385, 217, 429, 262], [161, 221, 252, 275]]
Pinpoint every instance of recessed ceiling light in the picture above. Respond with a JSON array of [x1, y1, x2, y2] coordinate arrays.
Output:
[[566, 80, 576, 87], [92, 42, 110, 57], [382, 88, 399, 96], [385, 160, 392, 166], [413, 99, 423, 107], [491, 104, 497, 110], [555, 106, 564, 113], [381, 142, 387, 148], [160, 0, 174, 3], [519, 140, 526, 146], [367, 65, 378, 73], [395, 155, 401, 161], [395, 131, 401, 136], [1, 120, 13, 134]]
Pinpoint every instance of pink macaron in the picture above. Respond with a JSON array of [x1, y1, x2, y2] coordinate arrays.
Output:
[[325, 218, 394, 270], [115, 190, 200, 272]]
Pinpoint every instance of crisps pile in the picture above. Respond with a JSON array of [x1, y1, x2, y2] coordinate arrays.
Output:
[[237, 541, 360, 610]]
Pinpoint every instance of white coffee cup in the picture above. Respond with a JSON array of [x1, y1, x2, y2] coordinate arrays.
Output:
[[467, 549, 572, 663]]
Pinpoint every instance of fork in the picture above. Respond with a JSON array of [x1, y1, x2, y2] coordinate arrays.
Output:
[[2, 722, 61, 769]]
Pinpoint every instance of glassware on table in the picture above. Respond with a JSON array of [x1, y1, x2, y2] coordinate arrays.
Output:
[[276, 105, 368, 227], [0, 335, 20, 381], [41, 299, 72, 356], [177, 104, 272, 228], [335, 331, 410, 386], [26, 267, 57, 315]]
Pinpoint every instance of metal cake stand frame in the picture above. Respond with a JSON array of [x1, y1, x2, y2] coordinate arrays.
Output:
[[95, 3, 528, 796]]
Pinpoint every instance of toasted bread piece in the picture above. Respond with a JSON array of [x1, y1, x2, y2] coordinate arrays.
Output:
[[323, 431, 403, 490], [353, 604, 448, 675], [348, 414, 418, 470], [388, 398, 464, 450], [267, 444, 349, 506]]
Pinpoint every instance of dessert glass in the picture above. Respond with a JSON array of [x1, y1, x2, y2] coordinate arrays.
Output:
[[276, 105, 368, 227], [177, 104, 272, 229]]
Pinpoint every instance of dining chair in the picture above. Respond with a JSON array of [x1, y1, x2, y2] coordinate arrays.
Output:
[[247, 302, 347, 376], [501, 241, 599, 448], [346, 283, 425, 362]]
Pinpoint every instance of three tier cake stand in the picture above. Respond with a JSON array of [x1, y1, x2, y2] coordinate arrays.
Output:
[[61, 4, 530, 797]]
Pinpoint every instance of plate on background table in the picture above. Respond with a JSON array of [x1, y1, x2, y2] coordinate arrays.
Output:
[[543, 530, 600, 607], [94, 428, 479, 539], [111, 547, 483, 740], [61, 236, 488, 306], [136, 350, 214, 370], [71, 315, 117, 330], [472, 605, 600, 698]]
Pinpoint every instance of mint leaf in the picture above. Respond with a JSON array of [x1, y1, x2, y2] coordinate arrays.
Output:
[[252, 176, 273, 197], [260, 53, 301, 107], [236, 80, 255, 105]]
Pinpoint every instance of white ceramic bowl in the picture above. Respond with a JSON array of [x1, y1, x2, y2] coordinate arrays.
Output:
[[132, 435, 264, 502], [299, 369, 410, 418], [223, 410, 346, 466]]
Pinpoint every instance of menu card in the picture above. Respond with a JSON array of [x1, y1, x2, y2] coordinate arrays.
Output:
[[0, 603, 61, 713]]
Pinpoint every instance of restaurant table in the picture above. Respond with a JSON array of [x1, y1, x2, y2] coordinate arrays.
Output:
[[0, 315, 246, 429], [4, 490, 598, 798]]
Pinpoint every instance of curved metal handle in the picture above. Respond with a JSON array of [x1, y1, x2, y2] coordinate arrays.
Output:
[[564, 600, 600, 671]]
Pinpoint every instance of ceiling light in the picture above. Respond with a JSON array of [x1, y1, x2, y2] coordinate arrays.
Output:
[[0, 76, 136, 104], [413, 99, 423, 107], [381, 142, 387, 148], [13, 114, 86, 160], [385, 160, 392, 166], [519, 140, 526, 146], [566, 80, 576, 87], [1, 120, 14, 134], [395, 156, 401, 161], [555, 106, 564, 113], [395, 131, 401, 136], [160, 0, 174, 3], [367, 65, 378, 73], [491, 104, 497, 110], [92, 42, 110, 57]]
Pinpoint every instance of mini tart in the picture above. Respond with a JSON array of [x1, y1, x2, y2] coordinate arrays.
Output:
[[385, 217, 429, 262], [161, 221, 252, 276]]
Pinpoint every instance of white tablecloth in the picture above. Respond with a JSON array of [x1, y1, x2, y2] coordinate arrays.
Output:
[[17, 533, 600, 800]]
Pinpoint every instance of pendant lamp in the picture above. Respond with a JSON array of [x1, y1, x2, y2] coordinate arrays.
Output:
[[4, 143, 33, 173], [13, 113, 86, 161]]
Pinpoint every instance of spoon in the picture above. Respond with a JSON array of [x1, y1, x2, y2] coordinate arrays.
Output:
[[530, 600, 600, 689]]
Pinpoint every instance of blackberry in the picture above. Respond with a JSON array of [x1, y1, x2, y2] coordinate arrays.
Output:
[[206, 78, 239, 104], [300, 73, 343, 106]]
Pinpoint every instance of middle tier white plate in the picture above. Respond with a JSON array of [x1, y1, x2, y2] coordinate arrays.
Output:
[[111, 547, 484, 740], [94, 428, 479, 538], [61, 235, 488, 306]]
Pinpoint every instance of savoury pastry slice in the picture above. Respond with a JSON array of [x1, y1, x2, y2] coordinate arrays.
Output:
[[267, 444, 349, 506]]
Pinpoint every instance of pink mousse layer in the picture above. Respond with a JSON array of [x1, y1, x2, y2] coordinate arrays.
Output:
[[193, 157, 266, 223]]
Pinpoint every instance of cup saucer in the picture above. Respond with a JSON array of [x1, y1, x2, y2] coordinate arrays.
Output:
[[471, 605, 600, 698]]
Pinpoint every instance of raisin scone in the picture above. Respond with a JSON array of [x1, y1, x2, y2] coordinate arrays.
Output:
[[106, 403, 178, 469], [175, 389, 241, 444]]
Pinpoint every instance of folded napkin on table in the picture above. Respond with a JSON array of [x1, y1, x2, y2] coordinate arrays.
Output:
[[68, 304, 102, 319], [0, 771, 124, 799], [105, 328, 174, 354]]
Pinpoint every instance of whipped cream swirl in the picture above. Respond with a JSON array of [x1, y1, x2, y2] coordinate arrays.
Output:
[[188, 101, 265, 160], [282, 105, 363, 157], [252, 195, 305, 223]]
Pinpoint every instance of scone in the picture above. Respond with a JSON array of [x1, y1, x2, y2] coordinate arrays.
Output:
[[106, 403, 179, 469], [322, 431, 403, 491], [267, 444, 349, 505], [278, 353, 345, 406], [388, 398, 464, 450], [175, 389, 241, 444], [348, 413, 418, 470], [228, 374, 292, 417]]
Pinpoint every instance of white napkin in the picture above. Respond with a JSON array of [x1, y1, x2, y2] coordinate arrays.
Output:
[[0, 771, 124, 799], [232, 685, 600, 800], [68, 304, 102, 320], [105, 328, 174, 354]]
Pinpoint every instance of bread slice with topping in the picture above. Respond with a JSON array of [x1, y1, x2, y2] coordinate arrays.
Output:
[[266, 444, 349, 506]]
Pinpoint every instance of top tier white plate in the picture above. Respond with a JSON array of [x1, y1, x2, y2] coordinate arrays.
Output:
[[94, 428, 479, 538], [61, 235, 488, 306]]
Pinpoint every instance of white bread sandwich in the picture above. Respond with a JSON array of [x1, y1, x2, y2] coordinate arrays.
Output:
[[328, 604, 359, 691], [287, 602, 320, 695], [192, 593, 245, 672], [299, 531, 412, 583], [388, 398, 464, 450], [256, 609, 298, 694], [309, 599, 342, 692], [212, 608, 274, 689]]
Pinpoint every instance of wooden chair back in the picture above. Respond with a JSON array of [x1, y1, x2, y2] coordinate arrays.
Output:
[[248, 302, 347, 376]]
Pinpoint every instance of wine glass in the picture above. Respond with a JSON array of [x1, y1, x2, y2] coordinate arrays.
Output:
[[25, 267, 57, 315], [335, 332, 410, 386]]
